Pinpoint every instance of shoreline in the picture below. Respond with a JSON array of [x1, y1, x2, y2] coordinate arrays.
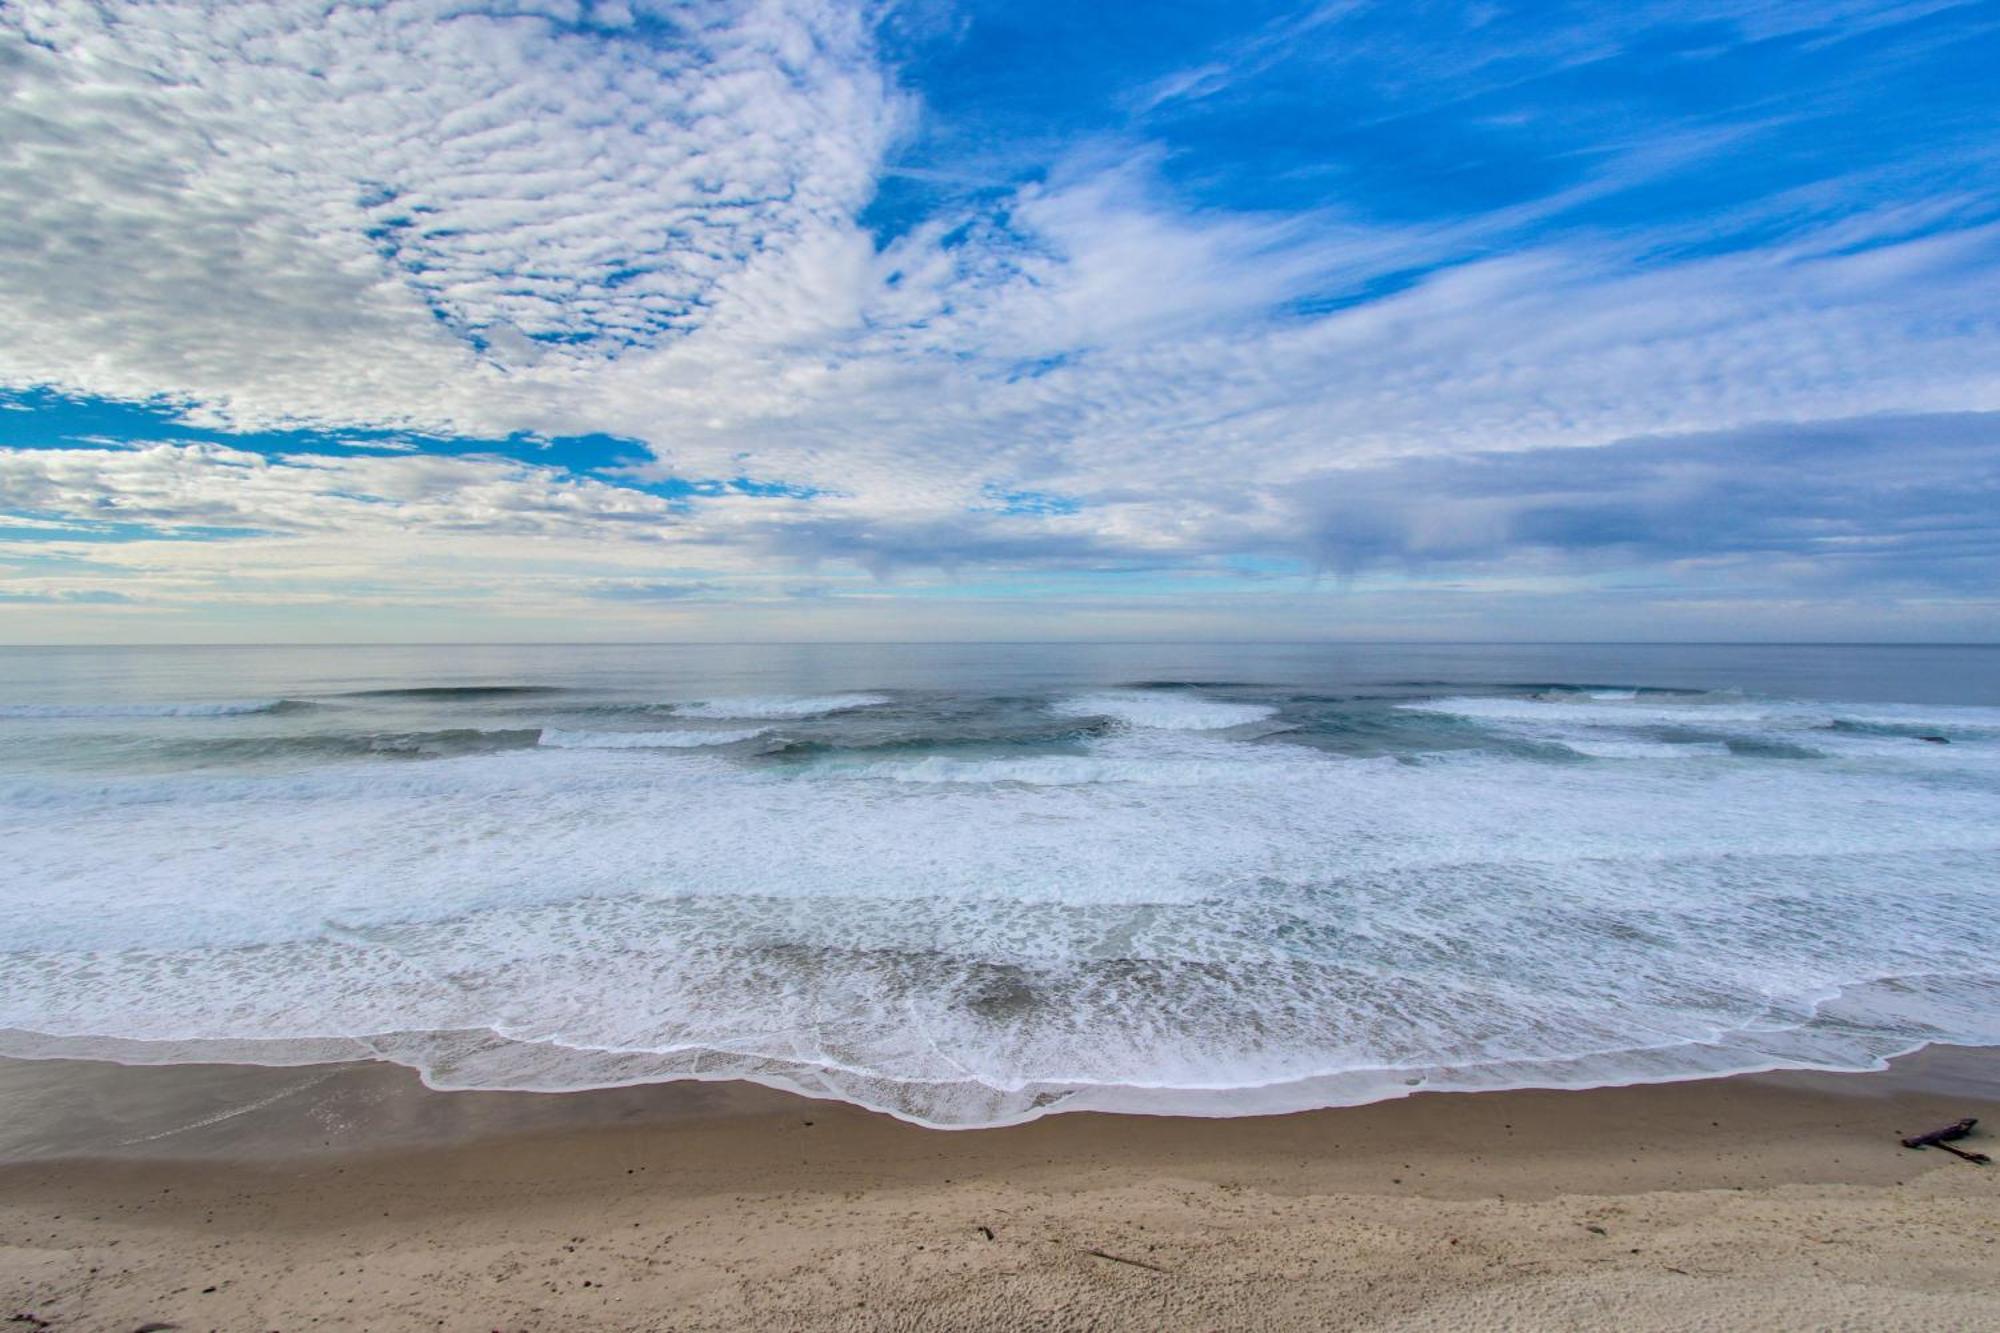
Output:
[[5, 1040, 2000, 1164], [7, 1017, 2000, 1144], [4, 1047, 1998, 1329]]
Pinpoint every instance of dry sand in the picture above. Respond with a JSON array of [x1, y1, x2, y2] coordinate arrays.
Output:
[[3, 1047, 1998, 1330]]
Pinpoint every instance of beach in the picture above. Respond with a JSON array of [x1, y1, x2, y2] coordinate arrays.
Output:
[[4, 1047, 1997, 1330], [5, 646, 1999, 1328]]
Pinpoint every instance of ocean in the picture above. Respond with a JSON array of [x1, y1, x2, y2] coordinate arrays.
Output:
[[2, 641, 1996, 1128]]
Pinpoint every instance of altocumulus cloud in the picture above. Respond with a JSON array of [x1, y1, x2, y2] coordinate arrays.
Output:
[[1, 0, 1997, 638]]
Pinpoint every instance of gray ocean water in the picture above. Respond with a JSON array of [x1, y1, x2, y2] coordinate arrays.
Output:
[[2, 642, 1997, 1126]]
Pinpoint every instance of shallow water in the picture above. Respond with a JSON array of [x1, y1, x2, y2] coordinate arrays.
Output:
[[2, 642, 1996, 1126]]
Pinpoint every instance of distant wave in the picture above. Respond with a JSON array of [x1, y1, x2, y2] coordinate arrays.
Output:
[[1399, 692, 2000, 764], [760, 719, 1114, 758], [1373, 680, 1709, 697], [185, 728, 546, 762], [538, 727, 771, 749], [1052, 691, 1278, 730], [827, 750, 1315, 786], [673, 693, 891, 719], [1405, 692, 2000, 734], [339, 685, 566, 700], [0, 699, 308, 719]]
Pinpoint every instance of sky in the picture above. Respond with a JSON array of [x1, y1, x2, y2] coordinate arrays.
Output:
[[1, 0, 1997, 643]]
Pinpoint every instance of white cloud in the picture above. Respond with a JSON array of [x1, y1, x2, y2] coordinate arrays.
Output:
[[0, 0, 902, 435], [0, 443, 689, 536], [2, 1, 1997, 636]]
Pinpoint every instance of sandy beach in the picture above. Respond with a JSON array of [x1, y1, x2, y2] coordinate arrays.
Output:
[[3, 1048, 1997, 1331]]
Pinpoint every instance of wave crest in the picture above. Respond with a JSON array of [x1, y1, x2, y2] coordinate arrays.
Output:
[[1053, 692, 1277, 730], [0, 699, 305, 719], [673, 694, 891, 719], [538, 727, 770, 749]]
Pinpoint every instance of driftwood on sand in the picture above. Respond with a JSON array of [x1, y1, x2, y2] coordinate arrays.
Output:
[[1900, 1118, 1990, 1165]]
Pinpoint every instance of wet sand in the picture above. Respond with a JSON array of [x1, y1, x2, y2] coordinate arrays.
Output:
[[3, 1048, 1998, 1330]]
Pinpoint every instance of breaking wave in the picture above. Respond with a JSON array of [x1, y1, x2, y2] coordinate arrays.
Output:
[[0, 699, 308, 719], [673, 694, 892, 719], [538, 727, 770, 749], [1051, 692, 1278, 731]]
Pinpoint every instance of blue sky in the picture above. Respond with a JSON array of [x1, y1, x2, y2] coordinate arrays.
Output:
[[1, 0, 1996, 641]]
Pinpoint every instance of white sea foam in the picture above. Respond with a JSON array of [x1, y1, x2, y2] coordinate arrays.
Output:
[[538, 727, 769, 749], [1556, 737, 1731, 759], [1406, 693, 2000, 733], [829, 737, 1331, 787], [1407, 694, 1791, 728], [1400, 694, 2000, 773], [672, 693, 891, 719], [5, 703, 1998, 1126], [1052, 692, 1278, 730]]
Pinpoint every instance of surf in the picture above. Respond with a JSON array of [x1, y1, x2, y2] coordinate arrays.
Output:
[[3, 651, 1998, 1128]]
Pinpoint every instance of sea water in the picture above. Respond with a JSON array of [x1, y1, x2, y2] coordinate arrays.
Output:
[[2, 642, 1996, 1127]]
